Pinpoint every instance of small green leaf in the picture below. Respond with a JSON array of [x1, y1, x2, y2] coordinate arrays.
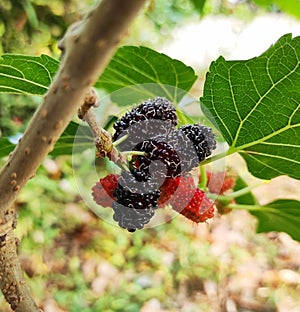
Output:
[[0, 137, 15, 158], [201, 34, 300, 180], [251, 199, 300, 242], [0, 54, 59, 95], [96, 46, 197, 105]]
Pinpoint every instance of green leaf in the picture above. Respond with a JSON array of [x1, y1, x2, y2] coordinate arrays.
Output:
[[0, 54, 59, 95], [0, 137, 15, 158], [250, 199, 300, 242], [190, 0, 206, 15], [201, 34, 300, 180], [233, 176, 257, 205], [253, 0, 300, 20], [176, 109, 198, 127], [50, 122, 93, 156], [95, 46, 197, 105], [0, 122, 92, 158]]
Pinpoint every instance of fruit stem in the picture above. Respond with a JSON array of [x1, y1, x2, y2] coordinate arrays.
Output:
[[208, 181, 267, 203], [113, 134, 129, 147], [228, 203, 280, 214], [121, 150, 146, 156], [176, 109, 190, 125], [230, 181, 268, 198], [78, 90, 114, 157], [227, 204, 264, 211], [198, 165, 207, 190], [207, 193, 231, 206], [201, 148, 234, 165], [121, 163, 129, 171]]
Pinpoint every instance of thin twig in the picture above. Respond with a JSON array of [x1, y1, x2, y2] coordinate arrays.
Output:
[[78, 88, 98, 119], [78, 90, 114, 157]]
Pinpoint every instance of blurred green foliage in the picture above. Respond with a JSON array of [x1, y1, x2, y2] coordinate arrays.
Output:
[[0, 93, 41, 136], [253, 0, 300, 20], [0, 0, 97, 55]]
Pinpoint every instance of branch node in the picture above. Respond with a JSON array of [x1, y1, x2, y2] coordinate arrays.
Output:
[[41, 136, 47, 143], [13, 185, 20, 192], [78, 88, 98, 119], [78, 88, 114, 157], [40, 110, 48, 118], [24, 147, 31, 156]]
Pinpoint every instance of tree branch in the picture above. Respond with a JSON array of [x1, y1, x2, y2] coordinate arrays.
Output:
[[0, 0, 146, 310]]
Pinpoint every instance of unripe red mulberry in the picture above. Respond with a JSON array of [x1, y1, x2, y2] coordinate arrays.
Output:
[[92, 174, 119, 207]]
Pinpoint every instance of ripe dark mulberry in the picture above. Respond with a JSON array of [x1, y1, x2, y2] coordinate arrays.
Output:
[[178, 124, 216, 163], [131, 124, 216, 181], [112, 171, 160, 231], [113, 97, 177, 150], [114, 171, 160, 210], [112, 202, 155, 232], [132, 138, 182, 180]]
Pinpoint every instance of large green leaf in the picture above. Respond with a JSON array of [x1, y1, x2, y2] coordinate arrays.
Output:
[[95, 46, 197, 105], [0, 54, 59, 95], [201, 34, 300, 180], [0, 47, 197, 101], [232, 179, 300, 242], [250, 199, 300, 242]]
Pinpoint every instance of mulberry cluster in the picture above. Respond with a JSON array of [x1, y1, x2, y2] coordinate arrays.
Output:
[[93, 97, 217, 231], [130, 125, 216, 180]]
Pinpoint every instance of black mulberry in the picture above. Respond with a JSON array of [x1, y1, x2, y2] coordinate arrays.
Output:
[[113, 171, 160, 210], [112, 202, 155, 232], [178, 124, 216, 162], [113, 97, 177, 150], [132, 138, 182, 179]]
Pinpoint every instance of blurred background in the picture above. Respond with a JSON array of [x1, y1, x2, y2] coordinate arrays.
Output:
[[0, 0, 300, 311]]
